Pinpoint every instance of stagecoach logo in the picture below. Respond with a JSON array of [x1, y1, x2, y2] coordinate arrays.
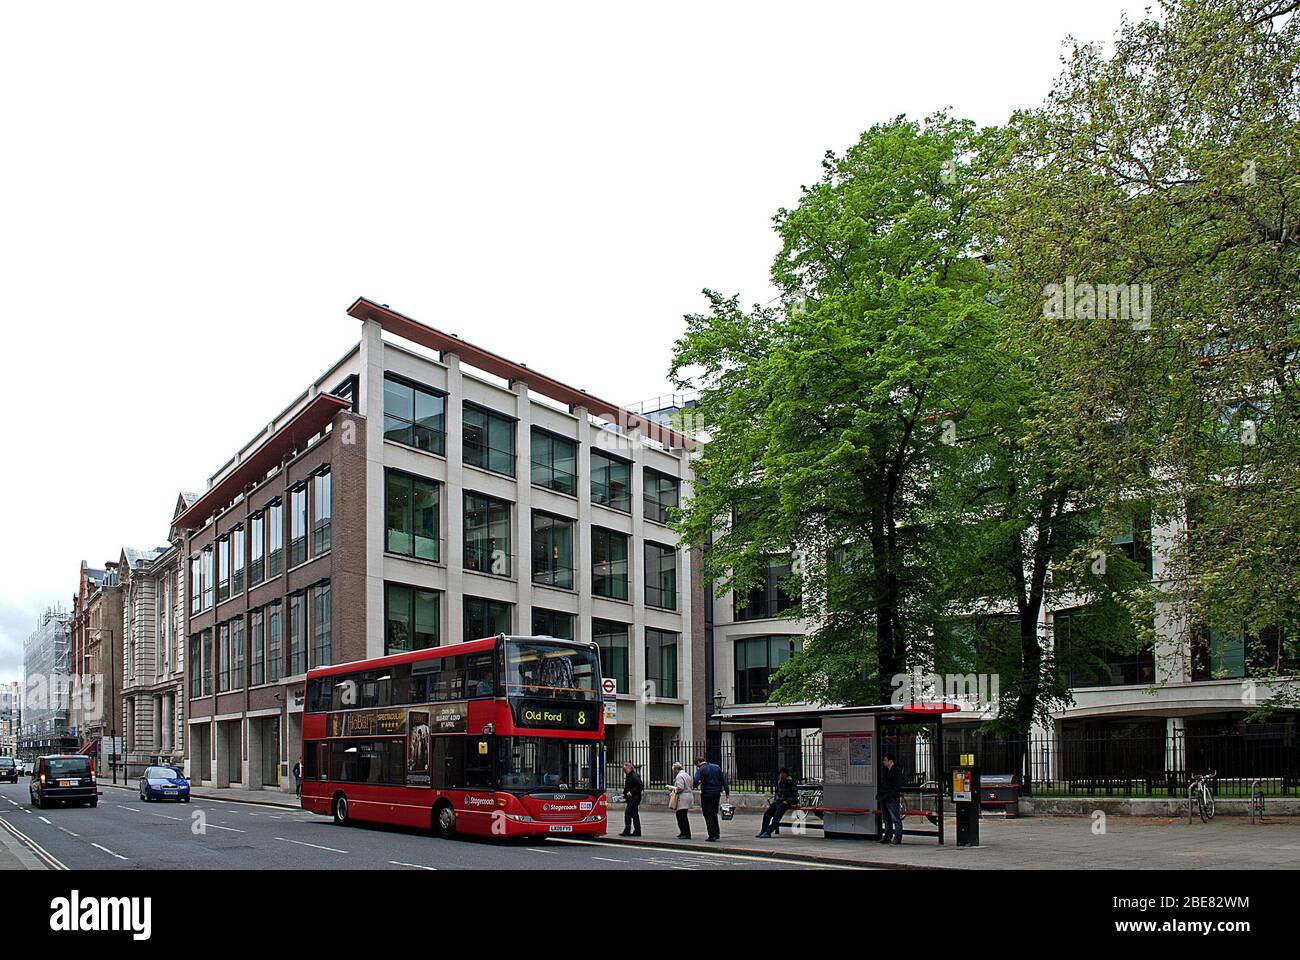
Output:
[[50, 891, 152, 940], [543, 802, 579, 813], [466, 795, 495, 807]]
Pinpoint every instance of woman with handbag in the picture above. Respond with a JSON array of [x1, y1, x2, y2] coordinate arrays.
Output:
[[669, 761, 693, 839]]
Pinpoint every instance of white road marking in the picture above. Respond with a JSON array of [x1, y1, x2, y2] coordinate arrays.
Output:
[[203, 822, 246, 833], [275, 836, 347, 854], [91, 842, 128, 861], [591, 856, 629, 863], [38, 816, 51, 824], [389, 860, 437, 870], [547, 837, 864, 870], [58, 827, 80, 837], [134, 809, 185, 822]]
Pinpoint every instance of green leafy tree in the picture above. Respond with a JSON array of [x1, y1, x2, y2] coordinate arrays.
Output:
[[995, 0, 1300, 711], [671, 114, 1007, 705]]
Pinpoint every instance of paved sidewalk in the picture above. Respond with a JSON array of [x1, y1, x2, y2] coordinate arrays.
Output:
[[95, 781, 1300, 868], [602, 805, 1300, 869]]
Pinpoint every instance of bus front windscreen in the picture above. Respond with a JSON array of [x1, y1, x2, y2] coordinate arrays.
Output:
[[504, 640, 599, 701], [499, 737, 600, 791]]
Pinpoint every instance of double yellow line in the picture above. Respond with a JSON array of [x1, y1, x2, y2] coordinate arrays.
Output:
[[0, 815, 68, 870]]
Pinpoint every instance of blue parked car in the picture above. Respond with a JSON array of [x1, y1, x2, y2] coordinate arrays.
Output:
[[138, 765, 190, 803]]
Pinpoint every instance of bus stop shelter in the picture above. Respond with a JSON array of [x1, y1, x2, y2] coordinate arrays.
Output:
[[712, 702, 956, 843]]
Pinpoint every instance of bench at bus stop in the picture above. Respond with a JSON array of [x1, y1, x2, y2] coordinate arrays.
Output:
[[767, 784, 939, 836]]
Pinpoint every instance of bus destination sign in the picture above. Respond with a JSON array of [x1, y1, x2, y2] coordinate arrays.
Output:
[[515, 700, 599, 731]]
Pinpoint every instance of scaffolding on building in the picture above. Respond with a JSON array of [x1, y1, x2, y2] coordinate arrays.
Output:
[[20, 606, 76, 755]]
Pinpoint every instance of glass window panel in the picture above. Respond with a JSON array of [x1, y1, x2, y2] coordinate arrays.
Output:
[[531, 608, 575, 640], [464, 492, 511, 576], [413, 478, 439, 561], [532, 512, 574, 589], [593, 618, 629, 693], [386, 583, 413, 654], [384, 378, 414, 422], [313, 583, 332, 667], [386, 472, 413, 555], [465, 597, 512, 640], [591, 451, 631, 512], [414, 590, 438, 650], [592, 527, 629, 600], [313, 471, 332, 555]]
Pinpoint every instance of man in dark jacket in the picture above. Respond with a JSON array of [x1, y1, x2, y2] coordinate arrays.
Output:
[[877, 753, 903, 844], [692, 755, 730, 841], [756, 767, 799, 838], [619, 762, 643, 836]]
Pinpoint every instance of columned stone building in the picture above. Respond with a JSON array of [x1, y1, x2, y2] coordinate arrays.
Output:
[[119, 524, 187, 771]]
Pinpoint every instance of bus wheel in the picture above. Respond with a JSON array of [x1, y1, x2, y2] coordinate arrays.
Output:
[[333, 793, 350, 826], [434, 802, 456, 839]]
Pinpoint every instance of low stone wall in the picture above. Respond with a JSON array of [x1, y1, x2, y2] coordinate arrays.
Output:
[[1020, 796, 1300, 817]]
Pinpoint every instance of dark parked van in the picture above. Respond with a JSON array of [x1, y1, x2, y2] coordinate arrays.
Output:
[[30, 755, 97, 808], [0, 757, 17, 783]]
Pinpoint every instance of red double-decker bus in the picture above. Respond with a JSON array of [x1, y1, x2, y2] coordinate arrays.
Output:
[[300, 634, 607, 838]]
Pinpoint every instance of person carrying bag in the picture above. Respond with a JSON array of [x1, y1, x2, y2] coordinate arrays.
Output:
[[669, 761, 693, 839]]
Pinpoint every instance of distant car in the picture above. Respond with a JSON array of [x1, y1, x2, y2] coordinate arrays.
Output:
[[0, 758, 17, 783], [30, 755, 97, 808], [19, 760, 33, 776], [138, 765, 190, 803]]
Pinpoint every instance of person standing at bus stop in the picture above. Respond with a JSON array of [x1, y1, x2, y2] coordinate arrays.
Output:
[[878, 753, 903, 844], [669, 761, 692, 839], [293, 758, 302, 798], [619, 761, 643, 836], [692, 755, 729, 841]]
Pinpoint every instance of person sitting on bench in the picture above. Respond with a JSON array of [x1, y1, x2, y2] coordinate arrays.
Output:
[[756, 768, 800, 838]]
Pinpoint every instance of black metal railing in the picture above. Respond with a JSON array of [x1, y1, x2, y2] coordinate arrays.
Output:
[[605, 739, 821, 793], [605, 728, 1299, 798]]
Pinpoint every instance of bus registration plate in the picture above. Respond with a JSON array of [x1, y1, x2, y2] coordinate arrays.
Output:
[[548, 825, 574, 833]]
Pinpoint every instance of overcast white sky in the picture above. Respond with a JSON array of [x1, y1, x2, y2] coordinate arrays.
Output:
[[0, 0, 1153, 682]]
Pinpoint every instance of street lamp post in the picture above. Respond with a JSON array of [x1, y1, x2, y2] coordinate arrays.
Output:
[[712, 690, 724, 765]]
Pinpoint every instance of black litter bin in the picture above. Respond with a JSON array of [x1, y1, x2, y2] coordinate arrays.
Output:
[[980, 774, 1020, 817]]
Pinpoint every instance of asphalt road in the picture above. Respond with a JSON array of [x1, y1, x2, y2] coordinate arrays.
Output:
[[0, 782, 852, 871]]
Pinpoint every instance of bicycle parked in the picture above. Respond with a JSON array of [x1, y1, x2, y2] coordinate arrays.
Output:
[[1189, 769, 1216, 823]]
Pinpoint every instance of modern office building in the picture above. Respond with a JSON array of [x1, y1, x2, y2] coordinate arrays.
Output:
[[177, 298, 703, 793], [703, 513, 1299, 782], [20, 607, 75, 756]]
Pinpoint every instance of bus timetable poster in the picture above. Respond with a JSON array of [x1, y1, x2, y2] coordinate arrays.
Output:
[[824, 732, 874, 786]]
